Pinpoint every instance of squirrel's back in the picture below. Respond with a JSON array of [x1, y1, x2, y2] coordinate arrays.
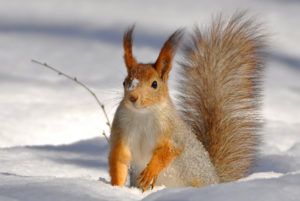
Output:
[[178, 12, 265, 182]]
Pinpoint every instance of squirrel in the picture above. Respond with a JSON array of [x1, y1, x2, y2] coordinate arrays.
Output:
[[108, 12, 265, 191]]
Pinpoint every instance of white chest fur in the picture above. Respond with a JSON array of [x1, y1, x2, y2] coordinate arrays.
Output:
[[119, 106, 160, 176]]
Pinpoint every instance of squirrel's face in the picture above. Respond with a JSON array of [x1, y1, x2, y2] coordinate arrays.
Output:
[[121, 26, 183, 111], [123, 64, 169, 110]]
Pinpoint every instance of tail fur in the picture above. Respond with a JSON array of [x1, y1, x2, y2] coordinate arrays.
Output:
[[178, 12, 265, 182]]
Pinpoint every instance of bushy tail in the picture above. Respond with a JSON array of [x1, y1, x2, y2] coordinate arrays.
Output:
[[178, 12, 265, 182]]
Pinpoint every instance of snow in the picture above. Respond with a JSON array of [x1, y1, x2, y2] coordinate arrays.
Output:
[[0, 174, 143, 201], [128, 78, 140, 91], [1, 0, 300, 200], [0, 138, 161, 201], [143, 173, 300, 201]]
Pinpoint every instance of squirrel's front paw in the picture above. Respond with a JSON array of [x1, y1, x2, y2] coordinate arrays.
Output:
[[137, 167, 158, 192]]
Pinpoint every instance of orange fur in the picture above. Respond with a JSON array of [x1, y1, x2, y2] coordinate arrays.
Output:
[[121, 28, 183, 109], [155, 29, 183, 81], [123, 65, 169, 108], [109, 140, 131, 186], [137, 137, 181, 191], [190, 179, 203, 187], [123, 26, 137, 70]]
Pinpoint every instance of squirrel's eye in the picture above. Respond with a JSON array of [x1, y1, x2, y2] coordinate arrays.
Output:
[[151, 81, 158, 89], [123, 81, 125, 87]]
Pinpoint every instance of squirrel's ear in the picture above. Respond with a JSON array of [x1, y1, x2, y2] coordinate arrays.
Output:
[[155, 29, 184, 81], [123, 25, 137, 72]]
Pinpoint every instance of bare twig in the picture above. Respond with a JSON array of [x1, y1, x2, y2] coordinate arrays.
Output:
[[31, 59, 111, 142], [102, 130, 109, 143]]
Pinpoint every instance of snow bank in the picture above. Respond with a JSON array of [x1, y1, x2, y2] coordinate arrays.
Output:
[[0, 174, 143, 201], [1, 172, 299, 201], [143, 173, 300, 201], [0, 138, 158, 201]]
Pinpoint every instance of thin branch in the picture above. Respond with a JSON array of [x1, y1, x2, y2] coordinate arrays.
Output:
[[102, 130, 109, 143], [31, 59, 111, 141]]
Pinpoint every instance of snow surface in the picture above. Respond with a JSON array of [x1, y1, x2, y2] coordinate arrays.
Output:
[[1, 0, 300, 200]]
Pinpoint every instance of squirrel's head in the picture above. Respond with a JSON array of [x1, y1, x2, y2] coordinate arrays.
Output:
[[121, 26, 183, 111]]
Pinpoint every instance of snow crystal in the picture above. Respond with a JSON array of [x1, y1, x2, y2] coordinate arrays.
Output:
[[128, 79, 140, 91]]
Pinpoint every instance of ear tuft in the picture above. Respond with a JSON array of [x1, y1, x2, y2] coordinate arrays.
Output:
[[123, 25, 137, 71], [155, 29, 184, 81]]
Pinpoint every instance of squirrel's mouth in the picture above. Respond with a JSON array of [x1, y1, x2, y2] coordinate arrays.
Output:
[[125, 101, 150, 113]]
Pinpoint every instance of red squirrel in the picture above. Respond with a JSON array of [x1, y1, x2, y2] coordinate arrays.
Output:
[[108, 12, 265, 191]]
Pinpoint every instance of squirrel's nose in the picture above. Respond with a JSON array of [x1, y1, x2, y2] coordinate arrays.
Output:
[[129, 95, 138, 103]]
